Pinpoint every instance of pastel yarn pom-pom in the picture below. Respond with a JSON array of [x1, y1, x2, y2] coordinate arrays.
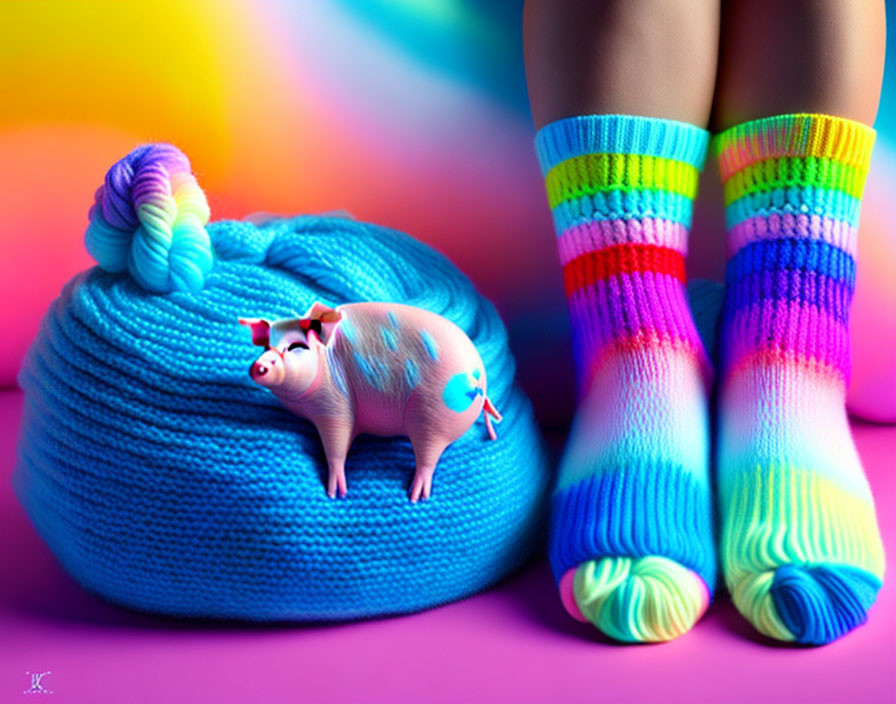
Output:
[[561, 557, 710, 643], [84, 143, 213, 293]]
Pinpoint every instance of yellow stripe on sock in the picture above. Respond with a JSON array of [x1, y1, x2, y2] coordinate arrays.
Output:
[[544, 153, 699, 209], [721, 464, 885, 588], [714, 114, 876, 180]]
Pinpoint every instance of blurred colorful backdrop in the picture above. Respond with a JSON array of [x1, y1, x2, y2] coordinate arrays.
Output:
[[2, 0, 894, 424]]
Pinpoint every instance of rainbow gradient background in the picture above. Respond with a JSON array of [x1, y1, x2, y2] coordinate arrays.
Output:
[[1, 0, 894, 424]]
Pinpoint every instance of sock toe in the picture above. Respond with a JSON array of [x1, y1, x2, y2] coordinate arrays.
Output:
[[732, 564, 881, 645], [570, 555, 710, 643]]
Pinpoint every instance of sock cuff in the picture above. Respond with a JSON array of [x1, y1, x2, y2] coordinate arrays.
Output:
[[535, 114, 711, 176], [713, 113, 876, 182], [549, 465, 717, 593]]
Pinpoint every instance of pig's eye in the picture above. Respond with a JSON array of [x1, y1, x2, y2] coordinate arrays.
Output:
[[287, 341, 308, 352]]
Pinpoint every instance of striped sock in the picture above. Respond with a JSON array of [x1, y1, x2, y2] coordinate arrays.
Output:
[[715, 113, 886, 645], [535, 114, 716, 643]]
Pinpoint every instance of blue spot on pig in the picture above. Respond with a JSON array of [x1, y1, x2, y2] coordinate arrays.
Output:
[[339, 317, 357, 345], [381, 326, 398, 351], [404, 358, 420, 388], [356, 352, 389, 390], [442, 371, 483, 413], [420, 330, 439, 361]]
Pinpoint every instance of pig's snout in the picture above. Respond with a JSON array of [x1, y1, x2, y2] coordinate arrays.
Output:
[[250, 360, 270, 378], [248, 350, 284, 386]]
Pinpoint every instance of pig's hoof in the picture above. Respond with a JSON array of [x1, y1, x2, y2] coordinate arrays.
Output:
[[409, 475, 433, 502], [327, 474, 348, 499]]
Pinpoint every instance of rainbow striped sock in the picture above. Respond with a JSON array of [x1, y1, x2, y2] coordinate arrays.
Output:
[[535, 114, 716, 642], [715, 113, 886, 645]]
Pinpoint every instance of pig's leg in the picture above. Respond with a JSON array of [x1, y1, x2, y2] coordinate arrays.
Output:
[[408, 436, 449, 503], [404, 390, 473, 501], [403, 394, 451, 502], [314, 419, 353, 499]]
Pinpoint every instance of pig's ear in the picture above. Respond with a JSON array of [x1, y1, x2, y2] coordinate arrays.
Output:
[[303, 301, 342, 322], [238, 318, 271, 347], [300, 302, 342, 345]]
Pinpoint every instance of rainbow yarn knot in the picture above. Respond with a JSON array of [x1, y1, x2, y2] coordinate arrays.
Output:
[[85, 143, 213, 292]]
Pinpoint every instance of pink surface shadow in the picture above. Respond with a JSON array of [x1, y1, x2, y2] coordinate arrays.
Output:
[[1, 390, 894, 704]]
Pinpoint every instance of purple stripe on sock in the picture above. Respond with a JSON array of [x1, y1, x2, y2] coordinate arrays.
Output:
[[568, 272, 703, 376], [556, 218, 689, 266], [722, 300, 850, 378], [725, 268, 854, 324], [727, 213, 858, 259]]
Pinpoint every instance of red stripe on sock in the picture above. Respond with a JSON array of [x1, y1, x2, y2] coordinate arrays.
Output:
[[562, 243, 687, 297]]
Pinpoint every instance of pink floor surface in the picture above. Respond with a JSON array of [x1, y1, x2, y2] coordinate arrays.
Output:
[[1, 388, 894, 703]]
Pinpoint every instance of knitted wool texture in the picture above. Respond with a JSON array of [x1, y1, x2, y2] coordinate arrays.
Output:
[[14, 163, 550, 620], [715, 114, 886, 645], [535, 115, 716, 642]]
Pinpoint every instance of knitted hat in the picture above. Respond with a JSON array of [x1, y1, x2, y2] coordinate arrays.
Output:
[[13, 144, 550, 620]]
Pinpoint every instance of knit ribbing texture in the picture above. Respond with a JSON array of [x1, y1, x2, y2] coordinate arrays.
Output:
[[715, 113, 886, 645], [14, 215, 550, 621], [536, 114, 716, 643]]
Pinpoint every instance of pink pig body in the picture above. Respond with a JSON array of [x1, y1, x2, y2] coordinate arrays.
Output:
[[240, 301, 501, 501]]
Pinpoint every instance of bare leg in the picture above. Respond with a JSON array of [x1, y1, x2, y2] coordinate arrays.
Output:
[[712, 0, 886, 129], [524, 0, 721, 129]]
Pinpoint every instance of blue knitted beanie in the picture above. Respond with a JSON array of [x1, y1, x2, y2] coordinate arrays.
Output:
[[13, 147, 550, 621]]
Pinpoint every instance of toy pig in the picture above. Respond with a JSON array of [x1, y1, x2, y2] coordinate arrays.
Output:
[[239, 301, 502, 502]]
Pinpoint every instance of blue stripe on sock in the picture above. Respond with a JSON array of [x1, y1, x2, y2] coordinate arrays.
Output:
[[551, 189, 694, 234], [549, 464, 716, 595], [725, 187, 860, 230], [724, 238, 857, 293]]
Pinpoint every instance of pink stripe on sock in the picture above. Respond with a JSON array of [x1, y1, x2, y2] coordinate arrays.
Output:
[[724, 346, 848, 392], [580, 328, 712, 399], [727, 213, 858, 259], [556, 218, 689, 266], [723, 300, 850, 379]]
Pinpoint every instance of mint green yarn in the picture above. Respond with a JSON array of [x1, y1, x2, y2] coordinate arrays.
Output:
[[572, 556, 708, 643]]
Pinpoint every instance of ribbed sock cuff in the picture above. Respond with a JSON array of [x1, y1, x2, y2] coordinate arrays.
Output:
[[535, 114, 711, 177], [549, 464, 717, 596], [712, 113, 876, 181]]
